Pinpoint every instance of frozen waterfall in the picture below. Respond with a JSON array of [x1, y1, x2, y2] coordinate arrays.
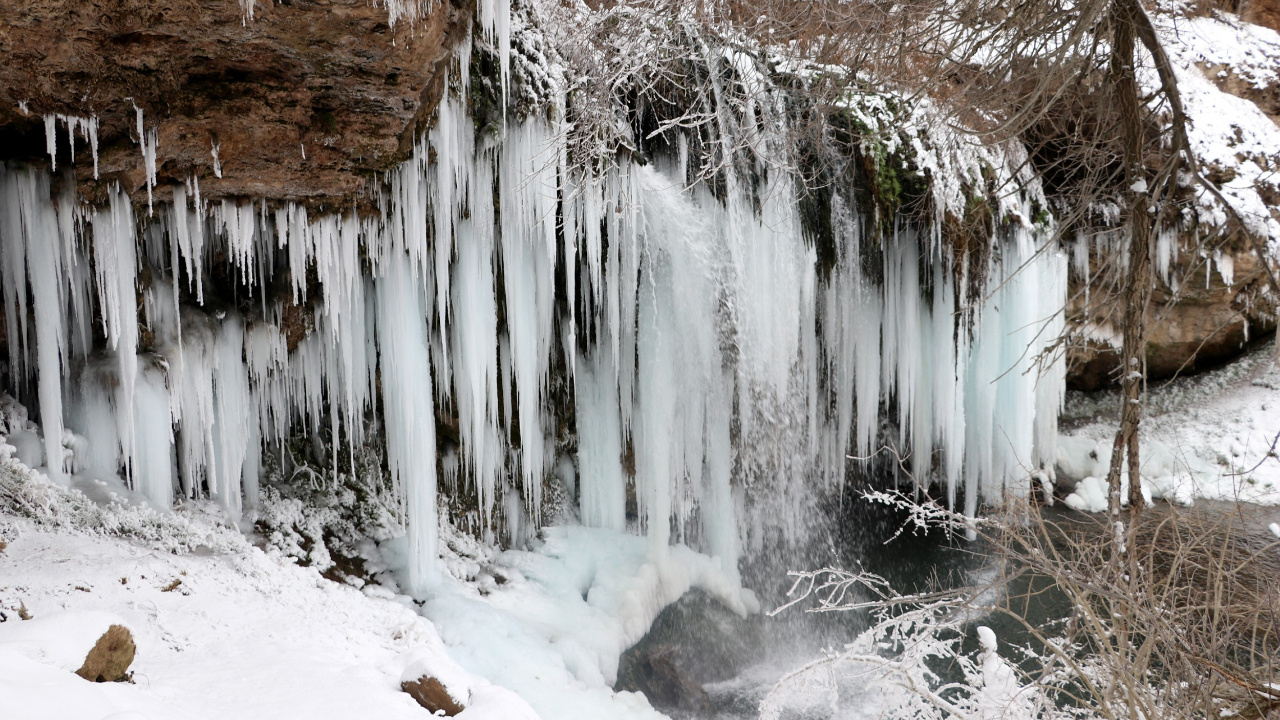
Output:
[[0, 85, 1066, 590]]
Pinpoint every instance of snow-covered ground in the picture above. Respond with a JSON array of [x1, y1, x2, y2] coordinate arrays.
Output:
[[1057, 340, 1280, 511], [0, 444, 755, 720], [0, 522, 538, 720]]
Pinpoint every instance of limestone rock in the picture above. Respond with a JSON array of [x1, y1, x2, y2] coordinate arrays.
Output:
[[75, 624, 135, 683]]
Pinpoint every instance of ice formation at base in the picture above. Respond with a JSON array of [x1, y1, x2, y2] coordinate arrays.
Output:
[[0, 55, 1066, 588]]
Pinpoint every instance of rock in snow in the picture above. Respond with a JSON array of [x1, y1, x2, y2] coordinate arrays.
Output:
[[401, 674, 466, 716], [75, 625, 135, 683]]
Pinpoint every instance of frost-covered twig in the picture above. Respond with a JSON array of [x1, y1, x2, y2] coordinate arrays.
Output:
[[763, 558, 1058, 720], [770, 565, 971, 617], [862, 488, 986, 542]]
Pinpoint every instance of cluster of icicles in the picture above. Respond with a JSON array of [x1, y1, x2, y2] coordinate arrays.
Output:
[[0, 83, 1066, 596]]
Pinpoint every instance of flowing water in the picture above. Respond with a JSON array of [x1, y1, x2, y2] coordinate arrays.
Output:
[[617, 491, 992, 719], [623, 496, 1280, 720]]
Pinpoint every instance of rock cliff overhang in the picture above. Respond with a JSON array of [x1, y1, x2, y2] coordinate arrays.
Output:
[[0, 0, 471, 209]]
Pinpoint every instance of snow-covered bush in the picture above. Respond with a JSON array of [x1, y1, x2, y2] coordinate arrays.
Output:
[[251, 425, 402, 577], [0, 440, 244, 556], [761, 564, 1072, 720]]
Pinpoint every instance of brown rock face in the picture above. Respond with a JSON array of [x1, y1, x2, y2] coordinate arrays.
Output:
[[1195, 0, 1280, 34], [0, 0, 471, 208], [401, 674, 465, 716], [1067, 246, 1278, 390], [75, 624, 136, 682], [1244, 0, 1280, 33]]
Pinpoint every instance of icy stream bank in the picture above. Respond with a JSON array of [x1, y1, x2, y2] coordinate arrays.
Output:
[[1056, 340, 1280, 511]]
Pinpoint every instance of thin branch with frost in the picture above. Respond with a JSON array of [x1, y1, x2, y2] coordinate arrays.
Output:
[[862, 488, 982, 542], [762, 559, 1055, 720], [1227, 429, 1280, 478], [770, 565, 971, 616]]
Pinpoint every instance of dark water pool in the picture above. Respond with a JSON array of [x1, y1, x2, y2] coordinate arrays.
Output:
[[616, 491, 997, 719], [620, 497, 1280, 719]]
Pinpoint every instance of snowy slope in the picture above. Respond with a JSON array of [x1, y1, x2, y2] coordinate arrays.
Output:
[[0, 529, 544, 720], [1155, 2, 1280, 253], [0, 444, 755, 720], [0, 459, 539, 719]]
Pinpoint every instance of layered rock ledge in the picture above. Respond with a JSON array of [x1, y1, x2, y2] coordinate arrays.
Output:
[[0, 0, 469, 208]]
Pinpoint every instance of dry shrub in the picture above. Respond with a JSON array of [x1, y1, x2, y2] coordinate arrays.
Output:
[[992, 502, 1280, 719], [769, 495, 1280, 720]]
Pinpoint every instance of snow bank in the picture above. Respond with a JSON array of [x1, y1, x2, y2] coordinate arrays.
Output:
[[1058, 341, 1280, 511], [1155, 6, 1280, 253], [0, 610, 126, 673], [1064, 476, 1110, 514], [0, 514, 541, 720], [0, 438, 760, 720]]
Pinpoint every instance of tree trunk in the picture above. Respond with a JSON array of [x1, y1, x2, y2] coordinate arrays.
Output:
[[1104, 0, 1154, 519]]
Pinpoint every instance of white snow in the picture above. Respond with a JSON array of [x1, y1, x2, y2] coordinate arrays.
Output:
[[0, 522, 534, 720], [1064, 476, 1110, 513], [974, 626, 1021, 720], [0, 441, 751, 720], [1058, 340, 1280, 509], [0, 611, 128, 673], [1154, 6, 1280, 255], [210, 140, 221, 179]]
